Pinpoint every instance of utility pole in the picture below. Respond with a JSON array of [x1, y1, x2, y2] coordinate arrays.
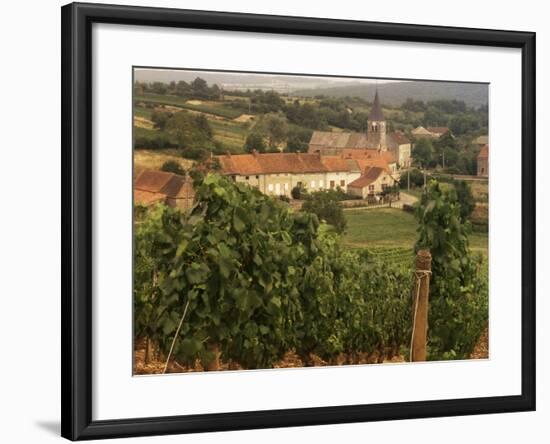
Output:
[[407, 168, 410, 191]]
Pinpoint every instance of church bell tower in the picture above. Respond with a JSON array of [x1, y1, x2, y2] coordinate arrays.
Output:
[[367, 89, 387, 151]]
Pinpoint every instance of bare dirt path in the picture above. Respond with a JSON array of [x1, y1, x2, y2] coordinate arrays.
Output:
[[470, 326, 489, 359]]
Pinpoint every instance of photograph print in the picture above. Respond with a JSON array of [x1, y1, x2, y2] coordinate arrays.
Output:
[[132, 68, 489, 375]]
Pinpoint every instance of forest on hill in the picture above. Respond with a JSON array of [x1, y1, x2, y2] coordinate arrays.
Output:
[[133, 76, 488, 175], [294, 80, 489, 108]]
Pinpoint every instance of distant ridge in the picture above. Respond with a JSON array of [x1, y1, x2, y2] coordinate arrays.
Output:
[[134, 69, 488, 108], [294, 81, 489, 108]]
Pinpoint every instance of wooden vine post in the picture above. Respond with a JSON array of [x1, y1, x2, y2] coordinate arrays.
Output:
[[411, 249, 432, 362]]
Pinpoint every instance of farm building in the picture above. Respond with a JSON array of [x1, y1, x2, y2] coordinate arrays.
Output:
[[411, 126, 450, 139], [347, 167, 398, 199], [473, 135, 489, 148], [134, 170, 195, 210], [308, 90, 412, 168], [216, 150, 397, 197], [477, 144, 489, 177], [217, 151, 360, 196]]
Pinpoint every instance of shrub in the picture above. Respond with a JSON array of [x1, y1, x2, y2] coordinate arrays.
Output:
[[415, 180, 488, 360], [399, 168, 425, 189], [160, 160, 185, 176], [291, 184, 307, 200], [301, 190, 347, 234]]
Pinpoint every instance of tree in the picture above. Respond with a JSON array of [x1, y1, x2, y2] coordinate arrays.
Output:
[[165, 111, 198, 149], [244, 132, 266, 153], [191, 77, 209, 98], [150, 111, 171, 130], [423, 106, 448, 127], [413, 138, 433, 168], [301, 190, 347, 234], [165, 111, 215, 156], [194, 114, 213, 139], [285, 127, 313, 153], [399, 168, 425, 189], [264, 114, 288, 149], [160, 160, 185, 176]]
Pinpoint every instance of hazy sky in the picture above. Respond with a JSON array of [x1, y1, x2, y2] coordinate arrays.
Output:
[[134, 68, 401, 87]]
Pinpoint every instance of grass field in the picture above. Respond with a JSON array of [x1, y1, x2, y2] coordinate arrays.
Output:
[[135, 94, 244, 119], [343, 207, 488, 258], [209, 119, 248, 152]]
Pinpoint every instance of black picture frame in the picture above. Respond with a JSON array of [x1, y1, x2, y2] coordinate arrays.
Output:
[[61, 2, 536, 440]]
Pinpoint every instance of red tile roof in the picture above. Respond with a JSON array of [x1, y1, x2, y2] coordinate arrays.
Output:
[[388, 131, 411, 145], [217, 151, 394, 176], [217, 152, 355, 175], [134, 170, 173, 193], [477, 144, 489, 159], [134, 190, 166, 205], [321, 155, 358, 172], [134, 170, 194, 206], [341, 149, 396, 166], [348, 167, 385, 189]]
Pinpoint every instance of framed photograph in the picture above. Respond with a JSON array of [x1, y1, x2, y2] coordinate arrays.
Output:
[[61, 2, 536, 440]]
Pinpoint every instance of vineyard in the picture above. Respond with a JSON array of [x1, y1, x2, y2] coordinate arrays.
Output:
[[134, 175, 488, 373]]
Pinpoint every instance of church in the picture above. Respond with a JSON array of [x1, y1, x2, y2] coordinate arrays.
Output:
[[308, 90, 412, 168]]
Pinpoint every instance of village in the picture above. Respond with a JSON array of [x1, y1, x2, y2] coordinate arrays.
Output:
[[134, 89, 489, 215], [132, 72, 490, 374]]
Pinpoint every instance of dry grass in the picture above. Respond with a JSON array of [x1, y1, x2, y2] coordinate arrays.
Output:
[[233, 114, 255, 123], [134, 149, 193, 174], [133, 116, 154, 129], [471, 202, 488, 225], [470, 180, 489, 202], [470, 326, 489, 359]]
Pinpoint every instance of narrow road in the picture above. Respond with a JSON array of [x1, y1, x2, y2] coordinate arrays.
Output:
[[391, 191, 419, 209]]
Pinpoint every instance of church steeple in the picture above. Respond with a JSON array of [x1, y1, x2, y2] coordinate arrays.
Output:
[[367, 89, 387, 150], [368, 89, 385, 121]]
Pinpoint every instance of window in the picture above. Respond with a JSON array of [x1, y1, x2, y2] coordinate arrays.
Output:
[[268, 184, 273, 192], [245, 176, 250, 180], [330, 180, 335, 189], [319, 180, 324, 188], [310, 181, 315, 189], [256, 175, 259, 179], [340, 180, 345, 187], [284, 183, 289, 191], [368, 185, 375, 191]]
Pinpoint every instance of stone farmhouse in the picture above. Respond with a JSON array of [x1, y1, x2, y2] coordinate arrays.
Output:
[[307, 90, 412, 168], [477, 144, 489, 177], [134, 170, 195, 210], [411, 126, 450, 139], [347, 166, 398, 199], [216, 148, 399, 198], [217, 151, 360, 196]]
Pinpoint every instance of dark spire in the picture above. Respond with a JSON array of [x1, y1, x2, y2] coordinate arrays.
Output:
[[368, 89, 385, 121]]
